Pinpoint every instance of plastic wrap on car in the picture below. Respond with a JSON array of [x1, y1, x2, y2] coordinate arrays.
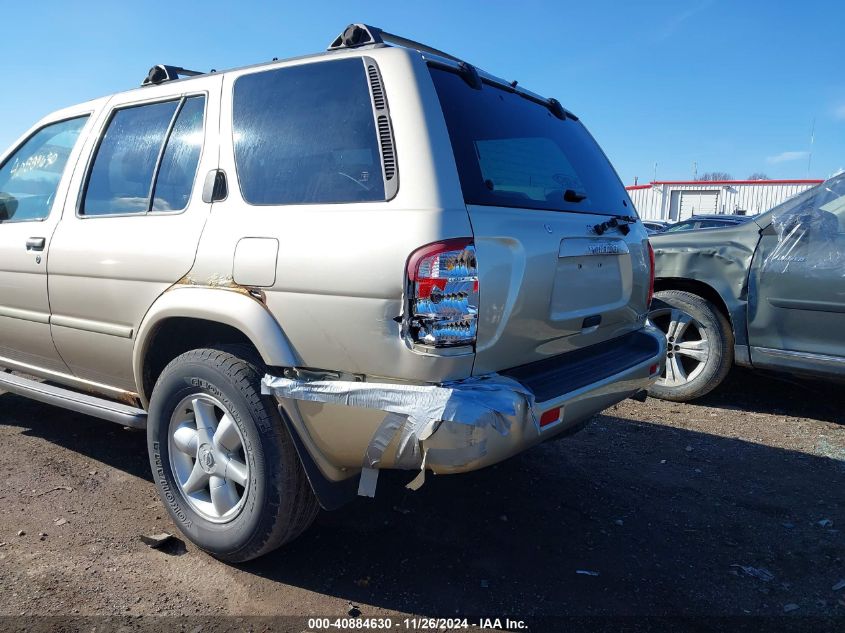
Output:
[[763, 197, 845, 275]]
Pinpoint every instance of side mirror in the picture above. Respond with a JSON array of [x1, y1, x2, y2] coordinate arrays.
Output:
[[0, 193, 17, 222]]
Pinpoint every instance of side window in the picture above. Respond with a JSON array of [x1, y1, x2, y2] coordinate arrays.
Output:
[[0, 116, 89, 223], [233, 58, 386, 205], [152, 97, 206, 212], [82, 96, 205, 216]]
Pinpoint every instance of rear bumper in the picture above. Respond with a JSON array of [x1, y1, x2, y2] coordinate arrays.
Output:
[[262, 326, 666, 482], [424, 326, 666, 474]]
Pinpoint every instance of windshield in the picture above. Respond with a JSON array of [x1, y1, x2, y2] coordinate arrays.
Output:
[[430, 68, 632, 216]]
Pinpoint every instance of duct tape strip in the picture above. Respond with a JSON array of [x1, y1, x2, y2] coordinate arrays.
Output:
[[358, 467, 380, 498], [261, 373, 536, 496]]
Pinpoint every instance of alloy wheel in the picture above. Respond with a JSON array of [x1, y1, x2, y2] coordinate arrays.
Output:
[[648, 306, 711, 388], [168, 394, 250, 523]]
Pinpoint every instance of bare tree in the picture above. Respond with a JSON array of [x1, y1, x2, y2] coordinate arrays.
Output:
[[696, 172, 733, 181], [747, 173, 770, 180]]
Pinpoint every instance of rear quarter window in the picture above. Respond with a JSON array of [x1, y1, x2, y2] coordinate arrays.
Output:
[[233, 58, 386, 205], [430, 68, 630, 216]]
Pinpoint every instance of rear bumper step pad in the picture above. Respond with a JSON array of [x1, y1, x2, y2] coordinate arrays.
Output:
[[502, 330, 662, 403]]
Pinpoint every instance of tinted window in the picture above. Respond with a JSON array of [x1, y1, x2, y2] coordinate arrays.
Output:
[[152, 97, 206, 211], [664, 220, 697, 232], [430, 68, 629, 216], [84, 101, 178, 215], [83, 96, 205, 216], [0, 116, 88, 223], [233, 59, 385, 205]]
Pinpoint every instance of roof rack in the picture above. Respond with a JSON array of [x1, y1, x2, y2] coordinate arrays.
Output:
[[327, 23, 464, 64], [142, 65, 206, 87], [327, 23, 576, 121]]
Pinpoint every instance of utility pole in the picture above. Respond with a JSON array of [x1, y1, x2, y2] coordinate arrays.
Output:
[[807, 117, 815, 177], [653, 162, 657, 183], [693, 161, 698, 180]]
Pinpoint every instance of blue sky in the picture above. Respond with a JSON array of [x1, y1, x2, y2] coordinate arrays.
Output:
[[1, 0, 843, 184]]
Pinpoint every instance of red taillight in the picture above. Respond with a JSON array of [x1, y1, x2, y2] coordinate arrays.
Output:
[[540, 407, 561, 427], [406, 238, 478, 348], [646, 240, 655, 305]]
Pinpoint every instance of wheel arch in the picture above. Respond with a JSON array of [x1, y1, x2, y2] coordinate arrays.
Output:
[[133, 287, 297, 407], [653, 277, 741, 341]]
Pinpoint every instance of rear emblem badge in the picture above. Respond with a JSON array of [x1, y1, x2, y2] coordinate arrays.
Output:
[[544, 223, 553, 234]]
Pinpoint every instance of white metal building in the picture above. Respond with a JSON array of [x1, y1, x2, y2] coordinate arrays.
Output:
[[626, 179, 822, 221]]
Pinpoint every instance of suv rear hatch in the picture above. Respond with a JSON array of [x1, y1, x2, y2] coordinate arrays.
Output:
[[429, 66, 652, 375]]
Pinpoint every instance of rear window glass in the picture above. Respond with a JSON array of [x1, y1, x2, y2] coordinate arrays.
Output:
[[663, 221, 695, 233], [430, 68, 629, 215], [233, 59, 385, 205]]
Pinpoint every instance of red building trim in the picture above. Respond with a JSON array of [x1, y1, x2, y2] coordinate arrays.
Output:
[[626, 179, 823, 190]]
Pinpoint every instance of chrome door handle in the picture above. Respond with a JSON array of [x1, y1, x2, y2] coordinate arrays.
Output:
[[26, 237, 46, 252]]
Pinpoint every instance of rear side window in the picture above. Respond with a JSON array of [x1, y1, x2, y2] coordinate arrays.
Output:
[[152, 97, 205, 211], [430, 68, 629, 215], [82, 96, 205, 216], [233, 58, 385, 205], [0, 116, 89, 223]]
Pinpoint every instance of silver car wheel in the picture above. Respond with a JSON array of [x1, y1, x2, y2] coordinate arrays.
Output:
[[168, 394, 250, 523], [649, 306, 711, 388]]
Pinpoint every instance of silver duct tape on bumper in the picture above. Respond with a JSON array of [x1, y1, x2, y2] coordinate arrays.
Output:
[[261, 373, 537, 496]]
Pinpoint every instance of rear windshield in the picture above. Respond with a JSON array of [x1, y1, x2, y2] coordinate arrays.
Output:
[[430, 68, 630, 216]]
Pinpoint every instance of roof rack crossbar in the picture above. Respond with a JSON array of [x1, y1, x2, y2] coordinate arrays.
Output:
[[142, 65, 205, 87], [327, 23, 464, 64]]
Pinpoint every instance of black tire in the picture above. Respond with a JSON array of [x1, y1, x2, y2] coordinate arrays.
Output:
[[648, 290, 734, 402], [147, 347, 318, 562]]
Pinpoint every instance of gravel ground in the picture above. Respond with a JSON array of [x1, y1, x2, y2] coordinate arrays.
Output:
[[0, 367, 843, 630]]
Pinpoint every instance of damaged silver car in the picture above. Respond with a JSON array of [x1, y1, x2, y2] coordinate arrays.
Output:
[[649, 173, 845, 401], [0, 24, 665, 561]]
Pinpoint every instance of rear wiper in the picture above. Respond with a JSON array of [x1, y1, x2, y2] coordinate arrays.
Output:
[[564, 189, 587, 203], [593, 215, 638, 236]]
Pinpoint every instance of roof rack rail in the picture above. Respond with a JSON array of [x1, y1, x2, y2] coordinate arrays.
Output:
[[142, 65, 205, 87], [327, 23, 576, 120], [327, 23, 464, 64]]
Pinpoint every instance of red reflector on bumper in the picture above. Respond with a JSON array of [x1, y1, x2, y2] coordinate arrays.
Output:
[[540, 407, 561, 427], [649, 363, 659, 375]]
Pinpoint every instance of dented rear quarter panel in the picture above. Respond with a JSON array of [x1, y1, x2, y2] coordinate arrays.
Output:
[[649, 219, 765, 346]]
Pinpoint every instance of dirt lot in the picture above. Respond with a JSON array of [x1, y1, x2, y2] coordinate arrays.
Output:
[[0, 367, 843, 630]]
